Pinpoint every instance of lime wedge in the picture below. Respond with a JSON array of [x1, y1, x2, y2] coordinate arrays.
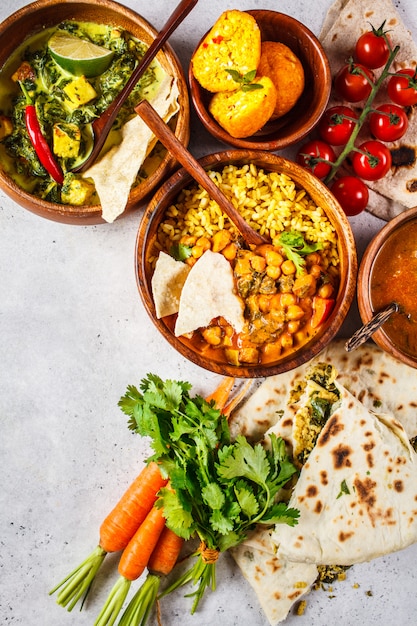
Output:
[[48, 31, 114, 77]]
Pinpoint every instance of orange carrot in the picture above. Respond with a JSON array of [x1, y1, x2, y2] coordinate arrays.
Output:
[[100, 461, 167, 553], [50, 461, 167, 611], [94, 505, 167, 626], [118, 526, 185, 626], [222, 380, 253, 417], [205, 376, 235, 410], [147, 525, 184, 576]]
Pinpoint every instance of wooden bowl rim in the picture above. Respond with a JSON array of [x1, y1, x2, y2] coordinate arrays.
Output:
[[357, 205, 417, 369], [189, 10, 332, 151], [136, 149, 358, 378], [0, 0, 189, 225]]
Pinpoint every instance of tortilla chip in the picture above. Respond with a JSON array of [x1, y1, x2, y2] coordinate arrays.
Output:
[[84, 73, 180, 223], [174, 250, 245, 337], [320, 0, 417, 220], [271, 383, 417, 565], [151, 251, 191, 318], [230, 526, 318, 625]]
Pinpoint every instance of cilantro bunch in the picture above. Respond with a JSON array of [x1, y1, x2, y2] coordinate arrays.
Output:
[[119, 374, 299, 613]]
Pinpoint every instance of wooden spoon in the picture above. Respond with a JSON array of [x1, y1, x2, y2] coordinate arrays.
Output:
[[72, 0, 198, 174], [135, 99, 270, 247]]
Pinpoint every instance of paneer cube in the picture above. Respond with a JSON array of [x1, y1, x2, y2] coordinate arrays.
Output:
[[61, 177, 95, 206], [63, 76, 97, 109], [53, 123, 81, 158]]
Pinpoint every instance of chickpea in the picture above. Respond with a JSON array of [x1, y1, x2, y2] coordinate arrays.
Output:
[[280, 292, 297, 308], [266, 265, 281, 280], [309, 264, 323, 280], [191, 245, 205, 259], [196, 236, 211, 252], [318, 283, 335, 299], [212, 229, 232, 252], [281, 259, 296, 275], [180, 235, 197, 247], [234, 257, 252, 275], [287, 320, 301, 334], [305, 251, 321, 265], [251, 255, 267, 273], [265, 249, 284, 267], [258, 294, 272, 313], [286, 304, 305, 321], [281, 332, 293, 350], [270, 293, 283, 310], [222, 242, 238, 261]]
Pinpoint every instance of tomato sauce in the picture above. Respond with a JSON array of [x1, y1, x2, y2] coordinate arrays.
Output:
[[370, 219, 417, 357]]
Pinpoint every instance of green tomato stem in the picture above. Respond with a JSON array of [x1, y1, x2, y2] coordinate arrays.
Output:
[[324, 44, 400, 186]]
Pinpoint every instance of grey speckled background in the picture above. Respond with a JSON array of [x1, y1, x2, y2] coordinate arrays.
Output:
[[1, 1, 417, 625]]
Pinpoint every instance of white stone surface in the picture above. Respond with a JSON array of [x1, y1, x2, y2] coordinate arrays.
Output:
[[1, 1, 417, 625]]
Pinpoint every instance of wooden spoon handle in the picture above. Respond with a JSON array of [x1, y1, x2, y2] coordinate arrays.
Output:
[[135, 99, 269, 247], [345, 301, 399, 352], [74, 0, 198, 172]]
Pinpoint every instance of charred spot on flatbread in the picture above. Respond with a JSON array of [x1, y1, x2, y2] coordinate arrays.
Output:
[[390, 145, 416, 168]]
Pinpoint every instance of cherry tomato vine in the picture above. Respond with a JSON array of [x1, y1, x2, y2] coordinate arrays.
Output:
[[297, 21, 416, 216]]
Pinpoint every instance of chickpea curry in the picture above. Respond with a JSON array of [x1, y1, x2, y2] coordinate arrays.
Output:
[[154, 228, 339, 367]]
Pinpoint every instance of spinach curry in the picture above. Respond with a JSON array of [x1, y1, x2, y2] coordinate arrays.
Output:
[[0, 21, 166, 205]]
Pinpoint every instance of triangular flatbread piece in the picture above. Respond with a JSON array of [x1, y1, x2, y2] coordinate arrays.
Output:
[[271, 384, 417, 565]]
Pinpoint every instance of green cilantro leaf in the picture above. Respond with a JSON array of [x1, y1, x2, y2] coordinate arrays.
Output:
[[278, 231, 323, 276], [170, 242, 192, 262]]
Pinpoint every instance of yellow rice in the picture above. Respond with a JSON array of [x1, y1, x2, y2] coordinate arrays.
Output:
[[154, 163, 339, 268]]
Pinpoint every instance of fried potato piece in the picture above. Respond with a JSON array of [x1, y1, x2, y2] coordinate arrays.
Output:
[[191, 10, 261, 93], [257, 41, 305, 119], [209, 76, 277, 138]]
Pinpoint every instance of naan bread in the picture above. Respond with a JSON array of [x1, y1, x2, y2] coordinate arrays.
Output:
[[230, 526, 318, 626], [229, 339, 417, 440], [271, 383, 417, 565], [320, 0, 417, 220]]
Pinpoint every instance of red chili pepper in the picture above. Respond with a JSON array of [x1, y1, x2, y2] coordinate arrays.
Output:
[[20, 82, 64, 184]]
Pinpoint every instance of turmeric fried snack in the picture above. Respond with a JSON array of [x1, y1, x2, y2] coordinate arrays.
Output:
[[191, 10, 261, 93], [257, 41, 305, 119], [209, 76, 277, 138]]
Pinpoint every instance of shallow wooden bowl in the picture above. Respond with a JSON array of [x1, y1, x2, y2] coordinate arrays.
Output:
[[0, 0, 189, 224], [136, 150, 357, 378], [357, 206, 417, 369], [189, 10, 331, 151]]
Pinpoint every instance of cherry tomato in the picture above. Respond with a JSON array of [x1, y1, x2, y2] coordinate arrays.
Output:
[[355, 27, 390, 69], [352, 140, 392, 181], [387, 68, 417, 106], [334, 62, 374, 102], [318, 105, 358, 146], [369, 103, 408, 142], [296, 140, 336, 179], [330, 176, 369, 216]]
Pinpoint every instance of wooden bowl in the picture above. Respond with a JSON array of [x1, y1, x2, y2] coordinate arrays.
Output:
[[0, 0, 189, 225], [189, 10, 331, 151], [136, 150, 357, 378], [357, 206, 417, 369]]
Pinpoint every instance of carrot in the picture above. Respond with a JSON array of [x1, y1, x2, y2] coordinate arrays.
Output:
[[222, 379, 253, 417], [100, 461, 167, 553], [49, 461, 167, 611], [205, 376, 235, 410], [94, 504, 167, 626], [118, 526, 185, 626]]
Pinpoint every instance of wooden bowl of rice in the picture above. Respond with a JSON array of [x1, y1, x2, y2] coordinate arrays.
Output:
[[0, 0, 189, 224], [136, 150, 357, 378], [189, 10, 331, 151]]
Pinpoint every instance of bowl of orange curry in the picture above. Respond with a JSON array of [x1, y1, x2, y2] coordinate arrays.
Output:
[[358, 206, 417, 369], [136, 150, 357, 378]]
